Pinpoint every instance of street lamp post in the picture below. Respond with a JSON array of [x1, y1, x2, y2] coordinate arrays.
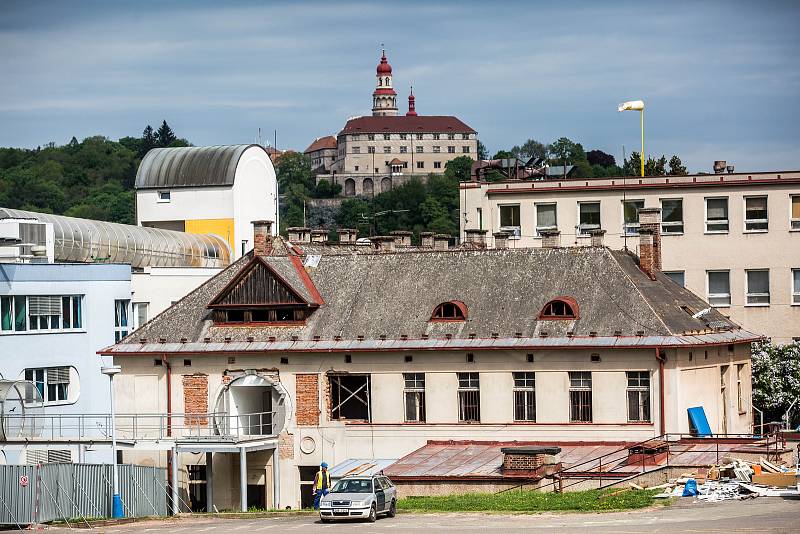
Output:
[[618, 100, 645, 177], [101, 365, 124, 519]]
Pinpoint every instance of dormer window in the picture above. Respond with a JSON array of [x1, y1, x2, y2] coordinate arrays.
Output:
[[539, 297, 579, 320], [431, 301, 467, 322]]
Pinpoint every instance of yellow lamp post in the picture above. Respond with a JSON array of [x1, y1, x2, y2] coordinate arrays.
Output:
[[618, 100, 645, 177]]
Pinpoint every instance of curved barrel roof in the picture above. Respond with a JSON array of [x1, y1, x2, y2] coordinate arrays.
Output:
[[0, 208, 231, 269], [135, 144, 268, 189]]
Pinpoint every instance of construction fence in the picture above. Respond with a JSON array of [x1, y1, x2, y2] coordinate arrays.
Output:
[[0, 463, 168, 526]]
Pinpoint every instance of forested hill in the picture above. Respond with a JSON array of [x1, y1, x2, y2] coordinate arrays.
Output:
[[0, 121, 187, 225]]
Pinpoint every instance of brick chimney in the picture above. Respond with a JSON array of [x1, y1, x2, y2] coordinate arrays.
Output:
[[310, 229, 328, 244], [337, 228, 358, 244], [390, 230, 413, 247], [464, 228, 488, 248], [287, 227, 310, 244], [433, 234, 451, 251], [493, 231, 510, 250], [588, 228, 606, 247], [370, 236, 395, 252], [540, 229, 560, 248], [419, 231, 435, 248], [252, 220, 273, 256], [637, 207, 662, 272]]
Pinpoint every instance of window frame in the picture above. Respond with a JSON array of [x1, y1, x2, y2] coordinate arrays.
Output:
[[664, 271, 685, 287], [23, 366, 73, 405], [513, 371, 536, 422], [705, 197, 729, 233], [430, 301, 467, 322], [538, 298, 579, 320], [791, 195, 800, 231], [498, 204, 521, 239], [707, 270, 731, 307], [447, 146, 456, 154], [621, 199, 645, 236], [1, 295, 83, 334], [743, 195, 769, 232], [577, 201, 601, 235], [736, 363, 746, 414], [745, 269, 770, 306], [660, 198, 684, 234], [157, 190, 171, 203], [793, 268, 800, 306], [568, 371, 592, 423], [626, 371, 651, 423], [457, 372, 480, 423], [114, 299, 131, 342], [535, 202, 558, 236], [403, 373, 426, 423]]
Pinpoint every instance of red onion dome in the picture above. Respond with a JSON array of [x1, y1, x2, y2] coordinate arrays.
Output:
[[377, 50, 392, 75]]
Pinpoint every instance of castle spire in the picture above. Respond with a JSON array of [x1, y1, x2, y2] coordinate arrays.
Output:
[[406, 85, 417, 116], [372, 48, 398, 116]]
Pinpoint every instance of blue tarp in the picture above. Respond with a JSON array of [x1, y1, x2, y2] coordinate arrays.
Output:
[[688, 406, 713, 437]]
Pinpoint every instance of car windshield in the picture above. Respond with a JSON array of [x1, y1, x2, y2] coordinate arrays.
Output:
[[330, 479, 373, 493]]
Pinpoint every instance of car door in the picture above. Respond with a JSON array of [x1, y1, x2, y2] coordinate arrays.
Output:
[[374, 478, 386, 511], [382, 477, 396, 503]]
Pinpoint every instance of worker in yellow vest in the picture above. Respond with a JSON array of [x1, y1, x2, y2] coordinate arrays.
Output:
[[313, 462, 331, 510]]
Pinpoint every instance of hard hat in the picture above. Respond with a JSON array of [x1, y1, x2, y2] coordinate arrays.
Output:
[[321, 461, 328, 468]]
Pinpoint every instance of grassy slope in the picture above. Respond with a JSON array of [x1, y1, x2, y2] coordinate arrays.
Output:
[[397, 488, 662, 513]]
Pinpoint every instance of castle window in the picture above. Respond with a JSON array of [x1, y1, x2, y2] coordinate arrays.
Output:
[[539, 297, 579, 320], [431, 301, 467, 321]]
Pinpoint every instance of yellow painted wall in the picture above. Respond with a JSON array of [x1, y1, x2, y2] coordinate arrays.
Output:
[[185, 218, 235, 252]]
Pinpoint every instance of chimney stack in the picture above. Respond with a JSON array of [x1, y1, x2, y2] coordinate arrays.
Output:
[[493, 231, 510, 250], [252, 220, 273, 256], [370, 236, 395, 252], [337, 228, 358, 244], [310, 229, 328, 244], [637, 207, 662, 273], [433, 234, 451, 251], [540, 229, 560, 248], [287, 227, 310, 244], [588, 228, 606, 247], [464, 228, 488, 248], [420, 231, 435, 248], [390, 230, 413, 247]]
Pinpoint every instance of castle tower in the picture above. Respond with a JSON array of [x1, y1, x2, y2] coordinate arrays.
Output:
[[372, 49, 398, 116], [406, 86, 417, 116]]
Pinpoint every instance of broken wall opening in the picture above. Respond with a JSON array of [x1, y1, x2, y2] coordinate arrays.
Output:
[[328, 374, 371, 421]]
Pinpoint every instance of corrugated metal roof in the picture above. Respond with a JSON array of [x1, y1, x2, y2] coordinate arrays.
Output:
[[135, 144, 268, 189], [328, 459, 397, 480]]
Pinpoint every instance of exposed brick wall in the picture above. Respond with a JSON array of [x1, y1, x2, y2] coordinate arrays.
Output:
[[183, 373, 208, 426], [295, 374, 320, 426], [503, 453, 545, 470], [279, 432, 294, 459]]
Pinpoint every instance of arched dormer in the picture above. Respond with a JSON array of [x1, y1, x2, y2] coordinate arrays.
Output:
[[538, 297, 579, 320], [430, 300, 467, 322]]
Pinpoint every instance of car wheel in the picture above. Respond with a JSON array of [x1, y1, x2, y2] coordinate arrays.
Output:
[[388, 499, 396, 518], [367, 504, 377, 523]]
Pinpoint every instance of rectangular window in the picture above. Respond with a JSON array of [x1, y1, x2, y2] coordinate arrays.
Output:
[[24, 367, 69, 404], [368, 134, 375, 141], [447, 146, 456, 154], [661, 199, 684, 234], [399, 134, 407, 140], [447, 133, 455, 140], [433, 146, 441, 153], [569, 372, 592, 422], [745, 269, 770, 305], [157, 190, 171, 203], [626, 371, 650, 422], [462, 146, 470, 153], [352, 146, 360, 154], [416, 133, 423, 140], [133, 302, 149, 330], [513, 372, 535, 422], [707, 271, 731, 307], [383, 134, 390, 140], [499, 204, 521, 238], [457, 372, 480, 422], [736, 364, 745, 413], [535, 203, 557, 235], [416, 145, 423, 153], [664, 271, 685, 287], [433, 134, 440, 140], [706, 197, 729, 233], [416, 161, 424, 169], [352, 134, 360, 141], [14, 296, 27, 331], [367, 146, 375, 154], [622, 200, 645, 236], [578, 202, 601, 235], [383, 146, 391, 154], [744, 196, 768, 231], [0, 296, 11, 331], [403, 373, 425, 423], [433, 161, 441, 169], [461, 133, 469, 140], [1, 295, 81, 334], [114, 299, 130, 342], [330, 374, 371, 421], [399, 146, 407, 154], [793, 269, 800, 305], [791, 195, 800, 230]]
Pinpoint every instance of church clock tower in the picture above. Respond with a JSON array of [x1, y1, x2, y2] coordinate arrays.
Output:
[[372, 49, 398, 116]]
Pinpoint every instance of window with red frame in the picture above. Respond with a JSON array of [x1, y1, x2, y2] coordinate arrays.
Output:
[[431, 301, 466, 321], [540, 299, 577, 319]]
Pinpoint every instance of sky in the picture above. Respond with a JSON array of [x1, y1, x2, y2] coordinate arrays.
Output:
[[1, 0, 798, 173]]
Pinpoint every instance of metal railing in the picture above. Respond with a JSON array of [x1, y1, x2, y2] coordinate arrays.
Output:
[[499, 431, 785, 494], [1, 411, 277, 443]]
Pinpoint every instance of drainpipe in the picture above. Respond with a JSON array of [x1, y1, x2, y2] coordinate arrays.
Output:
[[162, 355, 172, 436], [162, 354, 176, 513], [655, 348, 666, 436]]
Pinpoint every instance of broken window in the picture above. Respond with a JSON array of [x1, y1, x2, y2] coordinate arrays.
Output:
[[329, 374, 371, 421], [513, 372, 535, 422], [403, 373, 425, 422], [736, 364, 746, 413], [540, 299, 577, 319], [626, 371, 650, 422], [431, 301, 466, 321], [457, 372, 480, 422], [569, 371, 592, 422]]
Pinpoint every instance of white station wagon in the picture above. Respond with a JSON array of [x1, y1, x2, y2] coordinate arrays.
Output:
[[318, 475, 397, 522]]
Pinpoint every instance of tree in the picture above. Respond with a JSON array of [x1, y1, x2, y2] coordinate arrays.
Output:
[[586, 150, 616, 168], [548, 137, 576, 168], [476, 140, 488, 160], [623, 151, 642, 176], [751, 341, 800, 427], [275, 151, 315, 191], [511, 139, 549, 161], [141, 125, 157, 157], [443, 155, 474, 182], [155, 120, 177, 147], [492, 150, 513, 160], [314, 179, 342, 198], [668, 155, 687, 176]]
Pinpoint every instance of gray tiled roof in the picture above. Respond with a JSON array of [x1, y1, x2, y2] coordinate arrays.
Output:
[[114, 244, 747, 351]]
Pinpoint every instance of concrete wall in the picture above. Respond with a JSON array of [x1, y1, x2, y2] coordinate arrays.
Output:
[[461, 173, 800, 343], [131, 267, 220, 327]]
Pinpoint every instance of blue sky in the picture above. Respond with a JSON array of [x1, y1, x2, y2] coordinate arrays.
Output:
[[1, 0, 798, 172]]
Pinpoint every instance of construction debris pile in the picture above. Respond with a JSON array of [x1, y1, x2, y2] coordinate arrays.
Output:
[[647, 457, 799, 502]]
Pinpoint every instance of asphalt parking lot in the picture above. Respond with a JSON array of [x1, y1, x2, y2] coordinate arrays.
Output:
[[42, 498, 799, 534]]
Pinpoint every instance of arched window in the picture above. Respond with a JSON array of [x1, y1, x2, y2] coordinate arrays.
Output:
[[362, 177, 374, 197], [385, 77, 390, 85], [539, 297, 579, 320], [431, 301, 467, 321], [344, 179, 356, 197]]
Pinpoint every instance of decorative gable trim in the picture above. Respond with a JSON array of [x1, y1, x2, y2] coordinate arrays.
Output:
[[208, 256, 311, 309]]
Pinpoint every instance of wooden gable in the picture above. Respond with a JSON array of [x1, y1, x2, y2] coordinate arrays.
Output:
[[209, 257, 309, 309]]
